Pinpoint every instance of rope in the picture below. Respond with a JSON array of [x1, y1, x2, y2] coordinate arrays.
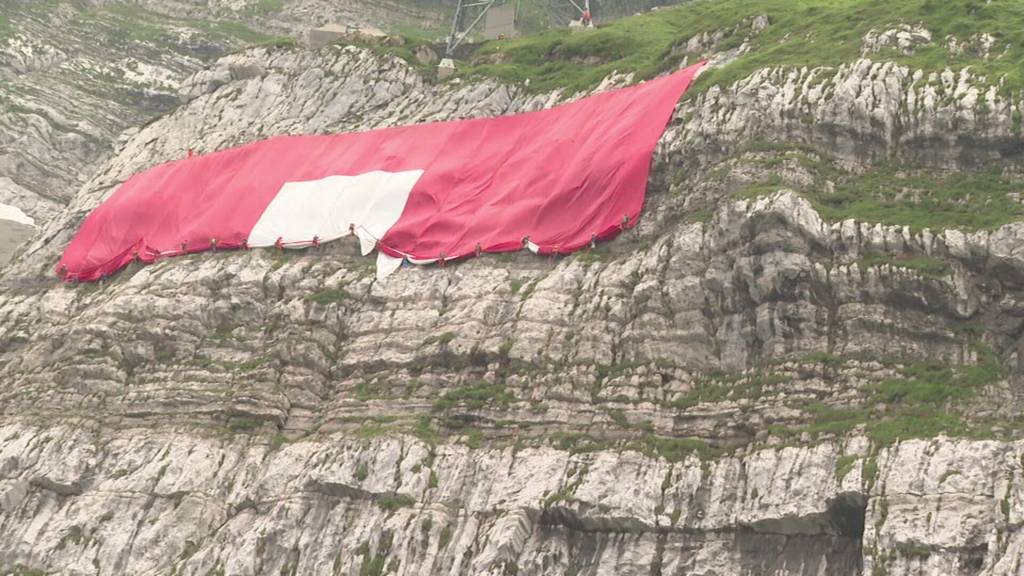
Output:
[[60, 221, 618, 282]]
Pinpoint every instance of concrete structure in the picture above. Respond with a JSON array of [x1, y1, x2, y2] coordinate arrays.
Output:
[[483, 3, 518, 39], [309, 23, 388, 49], [437, 57, 457, 79]]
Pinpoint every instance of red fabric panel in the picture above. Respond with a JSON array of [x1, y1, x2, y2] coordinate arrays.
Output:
[[57, 63, 702, 281]]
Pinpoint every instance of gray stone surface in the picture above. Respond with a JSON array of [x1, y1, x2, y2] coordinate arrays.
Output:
[[1, 21, 1024, 576]]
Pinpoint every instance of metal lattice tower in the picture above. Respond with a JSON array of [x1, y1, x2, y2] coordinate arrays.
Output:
[[442, 0, 592, 59]]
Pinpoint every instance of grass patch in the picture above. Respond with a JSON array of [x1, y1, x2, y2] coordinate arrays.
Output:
[[226, 415, 264, 432], [409, 416, 441, 444], [423, 332, 456, 347], [354, 462, 369, 481], [247, 0, 286, 14], [377, 493, 416, 512], [635, 434, 720, 462], [270, 432, 288, 450], [670, 370, 786, 409], [684, 208, 715, 224], [439, 525, 453, 549], [550, 431, 617, 453], [333, 33, 439, 78], [813, 168, 1024, 232], [775, 343, 1006, 446], [305, 287, 352, 304], [354, 418, 398, 439], [857, 253, 952, 277], [454, 0, 1024, 97], [835, 454, 859, 482], [95, 3, 271, 46], [255, 36, 298, 49], [393, 22, 444, 43], [803, 351, 846, 368], [432, 381, 514, 412], [729, 145, 1024, 232], [3, 566, 46, 576], [356, 533, 392, 576], [550, 431, 720, 461]]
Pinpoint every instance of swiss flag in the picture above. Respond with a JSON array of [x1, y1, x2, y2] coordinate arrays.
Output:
[[57, 63, 703, 282]]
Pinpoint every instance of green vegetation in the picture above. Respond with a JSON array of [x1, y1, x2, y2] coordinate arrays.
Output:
[[543, 476, 581, 507], [550, 430, 720, 461], [814, 168, 1024, 232], [336, 34, 441, 78], [458, 0, 1024, 96], [1001, 474, 1013, 517], [269, 249, 303, 271], [857, 253, 951, 278], [863, 453, 880, 490], [356, 533, 392, 576], [232, 356, 270, 372], [684, 208, 714, 224], [639, 434, 720, 462], [305, 287, 352, 304], [423, 332, 456, 347], [438, 525, 454, 549], [727, 145, 1024, 232], [432, 381, 513, 411], [270, 432, 288, 450], [247, 0, 286, 14], [393, 23, 444, 43], [255, 36, 299, 49], [462, 428, 485, 448], [377, 493, 416, 512], [670, 371, 786, 409], [2, 566, 46, 576], [606, 407, 629, 427], [774, 343, 1007, 446], [354, 462, 370, 481], [56, 525, 86, 550], [179, 540, 200, 561], [353, 380, 385, 401], [835, 454, 859, 482], [355, 417, 399, 439], [93, 3, 270, 46], [411, 416, 441, 444], [893, 541, 933, 558], [227, 416, 264, 432]]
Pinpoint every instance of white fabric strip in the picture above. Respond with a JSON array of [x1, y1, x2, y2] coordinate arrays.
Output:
[[0, 203, 34, 227], [375, 251, 404, 281], [357, 231, 378, 256], [247, 170, 423, 250]]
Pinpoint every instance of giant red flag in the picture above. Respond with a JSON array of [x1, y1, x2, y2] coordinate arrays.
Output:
[[57, 63, 703, 282]]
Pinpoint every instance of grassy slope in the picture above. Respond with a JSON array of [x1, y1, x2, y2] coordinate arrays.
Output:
[[460, 0, 1024, 95], [730, 146, 1024, 232]]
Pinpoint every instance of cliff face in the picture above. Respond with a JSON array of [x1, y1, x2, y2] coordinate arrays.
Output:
[[0, 2, 274, 226], [2, 9, 1024, 576]]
